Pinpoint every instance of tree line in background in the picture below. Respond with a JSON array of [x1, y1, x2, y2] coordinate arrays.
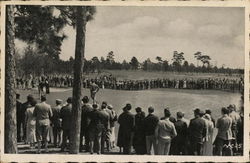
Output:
[[16, 46, 243, 76]]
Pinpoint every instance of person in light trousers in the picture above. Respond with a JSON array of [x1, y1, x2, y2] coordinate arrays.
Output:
[[155, 108, 177, 155]]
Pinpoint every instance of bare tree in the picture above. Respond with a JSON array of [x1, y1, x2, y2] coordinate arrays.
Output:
[[69, 6, 96, 154], [5, 5, 18, 153]]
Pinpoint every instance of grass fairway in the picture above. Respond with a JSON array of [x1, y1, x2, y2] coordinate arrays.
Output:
[[83, 70, 243, 80], [17, 87, 241, 147]]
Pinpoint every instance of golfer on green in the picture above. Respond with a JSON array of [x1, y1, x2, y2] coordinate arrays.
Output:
[[90, 80, 99, 103]]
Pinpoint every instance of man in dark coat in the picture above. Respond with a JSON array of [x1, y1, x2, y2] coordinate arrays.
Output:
[[80, 96, 93, 152], [60, 97, 72, 152], [88, 103, 108, 154], [21, 94, 34, 142], [188, 108, 207, 155], [133, 107, 146, 154], [117, 103, 135, 154], [144, 106, 159, 155], [171, 112, 188, 155], [16, 93, 23, 142]]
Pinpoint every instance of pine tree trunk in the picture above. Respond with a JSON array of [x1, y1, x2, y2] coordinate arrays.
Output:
[[69, 6, 86, 154], [5, 5, 18, 153]]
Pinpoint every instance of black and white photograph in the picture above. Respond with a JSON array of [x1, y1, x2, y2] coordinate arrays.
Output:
[[1, 1, 249, 162]]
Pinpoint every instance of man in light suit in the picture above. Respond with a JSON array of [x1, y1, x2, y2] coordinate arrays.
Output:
[[214, 107, 233, 156], [33, 95, 53, 153]]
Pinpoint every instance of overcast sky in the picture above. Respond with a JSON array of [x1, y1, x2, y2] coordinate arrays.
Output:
[[16, 6, 245, 68]]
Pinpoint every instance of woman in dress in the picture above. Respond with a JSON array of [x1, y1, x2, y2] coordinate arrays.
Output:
[[202, 113, 214, 156], [25, 99, 37, 148]]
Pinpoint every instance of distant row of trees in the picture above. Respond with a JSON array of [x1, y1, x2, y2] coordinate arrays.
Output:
[[16, 47, 243, 77]]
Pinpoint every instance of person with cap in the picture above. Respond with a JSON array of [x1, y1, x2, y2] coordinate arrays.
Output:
[[214, 107, 233, 156], [155, 108, 177, 155], [133, 107, 146, 155], [51, 99, 63, 147], [144, 106, 159, 155], [107, 104, 118, 149], [171, 111, 188, 155], [16, 93, 23, 142], [21, 94, 34, 142], [60, 97, 73, 152], [25, 99, 37, 148], [80, 96, 93, 152], [188, 108, 207, 155], [33, 95, 53, 153], [117, 103, 135, 154]]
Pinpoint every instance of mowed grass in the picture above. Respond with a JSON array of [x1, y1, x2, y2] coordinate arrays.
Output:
[[84, 70, 243, 80], [17, 87, 241, 145]]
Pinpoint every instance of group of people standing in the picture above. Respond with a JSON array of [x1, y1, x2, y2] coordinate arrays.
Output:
[[16, 92, 244, 156], [83, 77, 244, 93], [117, 104, 243, 156], [16, 73, 244, 93]]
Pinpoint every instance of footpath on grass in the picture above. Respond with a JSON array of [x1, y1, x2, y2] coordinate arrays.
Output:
[[17, 142, 121, 155]]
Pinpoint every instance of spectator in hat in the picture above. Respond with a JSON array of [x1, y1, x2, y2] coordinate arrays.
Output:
[[51, 99, 63, 147], [214, 107, 233, 156], [33, 95, 53, 153], [155, 108, 177, 155], [80, 96, 93, 152], [60, 97, 73, 152], [144, 106, 159, 155], [107, 104, 118, 148], [188, 108, 207, 155], [171, 111, 188, 155], [133, 107, 146, 154], [117, 103, 135, 154]]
